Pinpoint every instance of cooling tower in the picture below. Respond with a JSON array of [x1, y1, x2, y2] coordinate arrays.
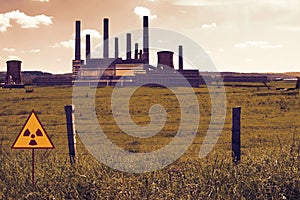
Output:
[[157, 51, 174, 70], [6, 60, 22, 85]]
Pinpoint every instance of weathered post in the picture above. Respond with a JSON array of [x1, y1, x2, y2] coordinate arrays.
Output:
[[64, 105, 76, 165], [295, 77, 300, 89], [232, 107, 241, 164]]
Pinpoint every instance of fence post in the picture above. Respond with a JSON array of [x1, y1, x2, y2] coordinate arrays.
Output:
[[64, 105, 76, 165], [232, 107, 241, 164], [295, 77, 300, 89]]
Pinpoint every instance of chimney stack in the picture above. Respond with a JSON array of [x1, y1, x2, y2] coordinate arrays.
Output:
[[126, 33, 132, 60], [115, 37, 119, 58], [75, 21, 81, 60], [143, 16, 149, 64], [135, 43, 139, 59], [103, 18, 109, 58], [86, 34, 91, 61], [179, 45, 183, 71]]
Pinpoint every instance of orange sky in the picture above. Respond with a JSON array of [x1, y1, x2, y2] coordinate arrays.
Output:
[[0, 0, 300, 73]]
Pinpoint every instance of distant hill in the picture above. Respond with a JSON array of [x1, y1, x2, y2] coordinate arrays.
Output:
[[284, 72, 300, 77], [200, 71, 299, 79], [0, 71, 72, 85]]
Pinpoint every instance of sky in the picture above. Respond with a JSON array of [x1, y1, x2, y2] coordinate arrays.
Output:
[[0, 0, 300, 73]]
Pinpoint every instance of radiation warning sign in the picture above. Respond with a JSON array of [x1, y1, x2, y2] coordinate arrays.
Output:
[[12, 110, 54, 149]]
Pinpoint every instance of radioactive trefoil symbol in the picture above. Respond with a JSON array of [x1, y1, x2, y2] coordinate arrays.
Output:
[[23, 128, 43, 146]]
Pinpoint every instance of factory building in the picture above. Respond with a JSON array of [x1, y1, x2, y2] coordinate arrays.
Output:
[[72, 16, 200, 87]]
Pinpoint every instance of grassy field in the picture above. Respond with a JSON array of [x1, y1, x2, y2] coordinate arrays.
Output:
[[0, 83, 299, 199]]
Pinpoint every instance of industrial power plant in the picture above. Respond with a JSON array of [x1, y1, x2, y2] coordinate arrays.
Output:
[[72, 16, 201, 87], [0, 16, 281, 88]]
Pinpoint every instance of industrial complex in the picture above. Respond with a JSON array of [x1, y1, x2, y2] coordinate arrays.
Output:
[[2, 15, 292, 88], [73, 16, 201, 87]]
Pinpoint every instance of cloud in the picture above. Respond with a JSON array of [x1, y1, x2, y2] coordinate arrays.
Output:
[[172, 0, 243, 6], [54, 29, 100, 49], [7, 55, 20, 60], [32, 0, 49, 2], [205, 50, 212, 55], [234, 41, 269, 48], [168, 0, 300, 9], [234, 41, 282, 49], [0, 14, 12, 32], [2, 48, 15, 52], [257, 0, 299, 8], [260, 44, 283, 49], [52, 40, 74, 48], [0, 10, 53, 31], [276, 26, 300, 32], [82, 29, 101, 39], [134, 6, 157, 20], [55, 29, 101, 49], [4, 10, 53, 28], [29, 49, 41, 53], [201, 23, 217, 30]]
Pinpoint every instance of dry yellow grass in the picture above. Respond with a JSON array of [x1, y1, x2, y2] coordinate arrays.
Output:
[[0, 84, 299, 199]]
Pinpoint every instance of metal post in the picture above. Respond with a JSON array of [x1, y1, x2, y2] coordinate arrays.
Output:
[[64, 105, 76, 164], [32, 149, 35, 188], [232, 107, 241, 163]]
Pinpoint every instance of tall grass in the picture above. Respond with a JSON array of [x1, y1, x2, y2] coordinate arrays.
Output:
[[0, 85, 299, 199]]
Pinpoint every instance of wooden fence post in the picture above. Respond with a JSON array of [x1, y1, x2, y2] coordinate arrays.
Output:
[[232, 107, 241, 164], [64, 105, 76, 165], [295, 77, 300, 89]]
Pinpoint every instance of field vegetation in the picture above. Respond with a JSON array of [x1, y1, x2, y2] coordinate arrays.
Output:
[[0, 82, 299, 199]]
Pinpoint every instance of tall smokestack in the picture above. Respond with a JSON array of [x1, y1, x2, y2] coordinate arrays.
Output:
[[126, 33, 131, 60], [75, 20, 81, 60], [135, 43, 139, 59], [86, 34, 90, 61], [115, 37, 119, 58], [103, 18, 109, 58], [143, 16, 149, 64], [179, 45, 183, 71]]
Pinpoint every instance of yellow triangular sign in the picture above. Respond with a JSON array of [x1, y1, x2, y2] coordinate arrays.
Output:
[[12, 110, 54, 149]]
